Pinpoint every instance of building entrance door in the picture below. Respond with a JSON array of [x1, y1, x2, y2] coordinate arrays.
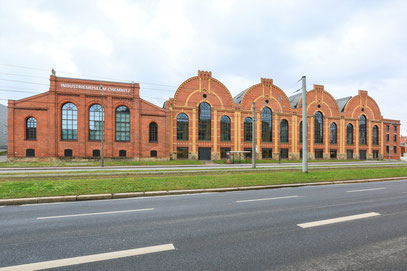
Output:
[[198, 148, 211, 160], [360, 150, 367, 160]]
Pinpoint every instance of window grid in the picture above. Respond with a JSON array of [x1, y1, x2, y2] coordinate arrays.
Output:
[[149, 122, 158, 142], [244, 117, 252, 142], [177, 113, 189, 141], [220, 115, 231, 141], [62, 103, 78, 140], [330, 122, 337, 144], [315, 112, 323, 144], [115, 106, 130, 142], [198, 103, 211, 141], [372, 125, 379, 145], [359, 115, 367, 145], [346, 124, 353, 145], [280, 119, 289, 143], [299, 121, 303, 144], [26, 117, 37, 140], [89, 104, 104, 141], [261, 107, 272, 142]]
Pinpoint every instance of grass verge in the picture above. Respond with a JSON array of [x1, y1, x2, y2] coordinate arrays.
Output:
[[0, 159, 204, 168], [1, 167, 407, 199], [213, 159, 365, 164]]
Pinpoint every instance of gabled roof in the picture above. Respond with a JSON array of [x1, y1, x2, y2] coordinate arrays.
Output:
[[233, 88, 250, 104], [336, 96, 352, 112], [288, 92, 302, 108]]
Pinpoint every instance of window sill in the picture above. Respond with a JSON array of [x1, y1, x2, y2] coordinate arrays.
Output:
[[25, 139, 37, 141], [61, 139, 78, 142]]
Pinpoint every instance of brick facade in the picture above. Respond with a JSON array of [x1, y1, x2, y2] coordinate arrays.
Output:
[[8, 71, 401, 160]]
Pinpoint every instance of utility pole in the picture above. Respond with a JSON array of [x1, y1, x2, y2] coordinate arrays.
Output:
[[252, 102, 256, 168], [100, 85, 105, 167], [302, 76, 308, 173]]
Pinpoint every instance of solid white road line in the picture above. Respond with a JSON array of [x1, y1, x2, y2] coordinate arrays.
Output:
[[21, 202, 65, 207], [236, 195, 299, 203], [37, 208, 154, 220], [297, 212, 381, 228], [347, 187, 387, 193], [0, 243, 175, 271]]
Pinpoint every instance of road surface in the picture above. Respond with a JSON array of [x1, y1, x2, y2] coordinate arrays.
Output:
[[1, 179, 407, 270]]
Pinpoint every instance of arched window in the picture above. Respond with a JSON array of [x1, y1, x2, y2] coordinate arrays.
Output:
[[373, 125, 379, 145], [330, 122, 337, 144], [198, 102, 211, 141], [299, 121, 303, 144], [315, 111, 323, 144], [115, 106, 130, 142], [346, 123, 353, 145], [177, 113, 189, 140], [359, 115, 367, 145], [220, 115, 231, 141], [280, 119, 289, 143], [26, 117, 37, 140], [89, 104, 104, 141], [261, 107, 272, 142], [62, 103, 77, 140], [149, 122, 158, 142], [244, 117, 252, 142]]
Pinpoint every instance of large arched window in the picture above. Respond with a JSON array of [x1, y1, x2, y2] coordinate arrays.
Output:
[[330, 122, 337, 144], [115, 106, 130, 142], [280, 119, 289, 143], [198, 102, 211, 141], [26, 117, 37, 140], [315, 111, 323, 144], [89, 104, 104, 141], [261, 107, 272, 142], [346, 123, 353, 144], [220, 115, 231, 141], [359, 115, 367, 145], [149, 122, 158, 142], [177, 113, 189, 140], [299, 121, 303, 144], [61, 103, 78, 140], [244, 117, 252, 142], [373, 125, 379, 145]]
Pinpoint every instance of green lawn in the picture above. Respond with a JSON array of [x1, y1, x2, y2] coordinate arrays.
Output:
[[1, 167, 406, 199], [0, 159, 204, 168], [214, 159, 365, 164]]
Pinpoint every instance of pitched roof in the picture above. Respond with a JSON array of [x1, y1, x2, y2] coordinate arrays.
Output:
[[336, 96, 352, 112], [233, 88, 250, 104], [288, 92, 302, 108]]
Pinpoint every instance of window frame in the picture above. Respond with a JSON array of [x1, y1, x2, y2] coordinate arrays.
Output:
[[61, 103, 78, 141], [26, 117, 37, 140], [115, 105, 130, 142], [280, 119, 289, 143], [220, 115, 231, 142], [261, 107, 272, 142], [177, 113, 189, 141], [314, 111, 323, 144], [89, 104, 104, 141], [198, 102, 211, 141], [149, 122, 158, 143]]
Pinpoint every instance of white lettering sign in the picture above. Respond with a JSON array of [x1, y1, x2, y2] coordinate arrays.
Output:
[[60, 83, 130, 93]]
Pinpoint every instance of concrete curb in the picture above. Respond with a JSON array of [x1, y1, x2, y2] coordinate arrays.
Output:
[[1, 176, 406, 206]]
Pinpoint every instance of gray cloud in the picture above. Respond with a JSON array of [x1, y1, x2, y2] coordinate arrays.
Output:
[[1, 0, 406, 134]]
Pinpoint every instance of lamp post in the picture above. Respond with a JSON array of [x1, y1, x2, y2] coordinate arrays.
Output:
[[100, 85, 105, 167], [301, 76, 308, 173], [252, 102, 256, 169]]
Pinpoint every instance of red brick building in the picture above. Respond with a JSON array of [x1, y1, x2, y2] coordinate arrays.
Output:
[[8, 71, 401, 160]]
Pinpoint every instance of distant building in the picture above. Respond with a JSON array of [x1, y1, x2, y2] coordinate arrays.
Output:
[[7, 70, 401, 160], [401, 136, 407, 157], [0, 103, 7, 148]]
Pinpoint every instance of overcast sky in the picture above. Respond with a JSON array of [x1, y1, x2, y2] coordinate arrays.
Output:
[[1, 0, 406, 134]]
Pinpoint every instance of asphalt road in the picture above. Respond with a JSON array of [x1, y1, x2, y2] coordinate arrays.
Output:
[[0, 160, 406, 174], [1, 180, 407, 270]]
